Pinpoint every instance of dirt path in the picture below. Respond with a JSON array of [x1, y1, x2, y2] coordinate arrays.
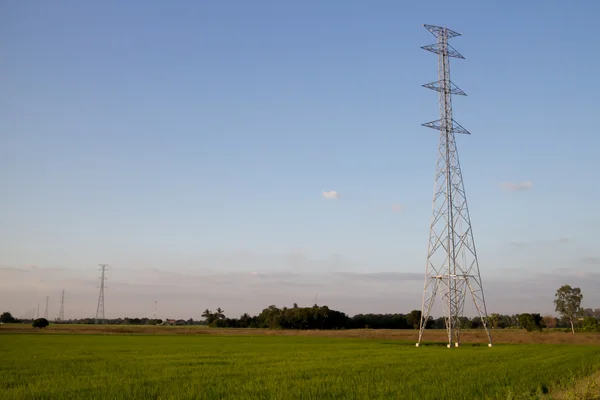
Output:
[[2, 324, 600, 345]]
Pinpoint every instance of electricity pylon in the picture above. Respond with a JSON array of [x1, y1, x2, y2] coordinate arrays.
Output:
[[416, 24, 493, 348], [57, 290, 65, 322], [95, 264, 108, 324]]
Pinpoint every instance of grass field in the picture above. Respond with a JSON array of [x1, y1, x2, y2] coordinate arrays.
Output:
[[1, 331, 600, 399]]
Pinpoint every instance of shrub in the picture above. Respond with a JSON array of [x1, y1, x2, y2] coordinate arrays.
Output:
[[518, 313, 544, 332], [33, 318, 49, 329], [580, 317, 600, 333]]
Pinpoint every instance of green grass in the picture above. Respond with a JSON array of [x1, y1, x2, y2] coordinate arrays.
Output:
[[1, 334, 599, 399]]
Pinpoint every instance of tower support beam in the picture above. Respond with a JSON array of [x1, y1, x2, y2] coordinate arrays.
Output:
[[416, 24, 493, 348]]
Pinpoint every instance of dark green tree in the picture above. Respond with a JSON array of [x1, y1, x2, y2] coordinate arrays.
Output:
[[407, 310, 422, 329], [239, 313, 252, 328], [202, 309, 215, 325], [1, 311, 16, 323], [33, 318, 49, 329], [554, 285, 583, 335], [581, 316, 600, 332], [489, 313, 500, 329], [518, 313, 544, 332]]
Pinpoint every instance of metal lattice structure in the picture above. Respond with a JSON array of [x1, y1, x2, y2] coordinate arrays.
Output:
[[95, 264, 108, 324], [44, 296, 49, 319], [416, 24, 493, 348], [57, 289, 65, 322]]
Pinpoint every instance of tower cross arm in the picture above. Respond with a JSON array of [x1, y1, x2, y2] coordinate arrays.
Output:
[[421, 43, 465, 59], [423, 24, 462, 39]]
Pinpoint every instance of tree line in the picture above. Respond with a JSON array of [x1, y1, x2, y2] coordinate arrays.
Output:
[[2, 284, 598, 333], [2, 306, 598, 333]]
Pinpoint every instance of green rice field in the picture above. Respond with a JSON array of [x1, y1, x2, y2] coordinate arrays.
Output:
[[1, 334, 599, 399]]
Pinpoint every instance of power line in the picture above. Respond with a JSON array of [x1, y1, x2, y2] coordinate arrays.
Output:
[[416, 24, 493, 348], [95, 264, 108, 324]]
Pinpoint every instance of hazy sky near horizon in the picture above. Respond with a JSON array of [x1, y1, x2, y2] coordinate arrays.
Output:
[[2, 1, 599, 319]]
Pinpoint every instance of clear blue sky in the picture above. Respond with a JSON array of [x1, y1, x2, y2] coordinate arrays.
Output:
[[1, 1, 599, 318]]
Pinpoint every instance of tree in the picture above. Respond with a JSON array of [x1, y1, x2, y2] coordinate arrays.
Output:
[[542, 315, 558, 328], [581, 316, 600, 333], [518, 313, 544, 332], [215, 307, 225, 320], [239, 313, 252, 328], [407, 310, 422, 329], [33, 318, 49, 329], [489, 313, 500, 329], [554, 285, 583, 335], [202, 309, 215, 325], [1, 311, 16, 323]]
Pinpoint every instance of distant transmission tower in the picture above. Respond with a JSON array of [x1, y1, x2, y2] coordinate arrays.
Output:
[[95, 264, 108, 324], [57, 290, 65, 322], [416, 24, 493, 348], [44, 296, 49, 319]]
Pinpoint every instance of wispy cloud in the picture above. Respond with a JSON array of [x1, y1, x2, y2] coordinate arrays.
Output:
[[0, 264, 42, 272], [322, 190, 340, 199], [391, 204, 405, 213], [581, 257, 600, 265], [508, 241, 528, 248], [249, 271, 269, 278], [3, 262, 600, 318], [509, 237, 570, 247], [499, 181, 533, 192], [334, 271, 423, 282]]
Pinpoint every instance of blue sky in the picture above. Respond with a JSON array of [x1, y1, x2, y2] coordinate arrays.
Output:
[[1, 1, 599, 319]]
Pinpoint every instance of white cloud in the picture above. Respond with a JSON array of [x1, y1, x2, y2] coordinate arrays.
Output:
[[392, 204, 404, 213], [499, 181, 533, 192], [322, 190, 340, 199]]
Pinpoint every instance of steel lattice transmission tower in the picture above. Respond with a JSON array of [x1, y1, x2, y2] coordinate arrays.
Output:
[[95, 264, 108, 324], [416, 24, 493, 348], [44, 296, 49, 319], [57, 289, 65, 322]]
